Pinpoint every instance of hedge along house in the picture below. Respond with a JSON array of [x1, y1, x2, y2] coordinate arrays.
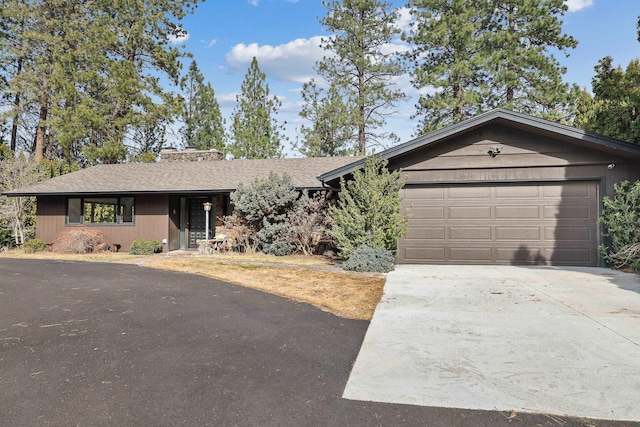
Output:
[[320, 109, 640, 266], [4, 149, 360, 252]]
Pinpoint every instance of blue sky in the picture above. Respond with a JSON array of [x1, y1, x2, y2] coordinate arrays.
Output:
[[171, 0, 639, 154]]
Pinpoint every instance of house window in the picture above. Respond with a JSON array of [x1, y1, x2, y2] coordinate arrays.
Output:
[[67, 197, 135, 225]]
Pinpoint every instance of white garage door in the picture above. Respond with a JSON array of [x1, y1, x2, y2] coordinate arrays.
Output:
[[398, 181, 599, 266]]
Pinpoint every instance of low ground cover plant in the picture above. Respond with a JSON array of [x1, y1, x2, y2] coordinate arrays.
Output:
[[343, 244, 395, 273], [129, 239, 163, 255]]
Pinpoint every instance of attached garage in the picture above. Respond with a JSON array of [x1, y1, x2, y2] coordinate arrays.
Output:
[[319, 109, 640, 267], [398, 181, 599, 265]]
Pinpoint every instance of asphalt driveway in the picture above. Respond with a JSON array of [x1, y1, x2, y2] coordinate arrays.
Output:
[[0, 259, 636, 426], [344, 265, 640, 423]]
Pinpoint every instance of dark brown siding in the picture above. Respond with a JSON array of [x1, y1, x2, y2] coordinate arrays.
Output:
[[36, 194, 169, 252], [36, 196, 66, 244]]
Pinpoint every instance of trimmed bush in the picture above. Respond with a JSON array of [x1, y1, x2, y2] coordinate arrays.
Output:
[[51, 227, 106, 253], [129, 239, 163, 255], [343, 245, 395, 273], [23, 238, 48, 253]]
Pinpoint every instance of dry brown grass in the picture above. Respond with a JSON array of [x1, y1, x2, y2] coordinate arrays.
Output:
[[142, 258, 385, 320], [1, 250, 385, 320]]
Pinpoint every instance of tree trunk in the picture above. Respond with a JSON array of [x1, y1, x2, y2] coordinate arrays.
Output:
[[34, 101, 48, 162], [10, 58, 24, 152]]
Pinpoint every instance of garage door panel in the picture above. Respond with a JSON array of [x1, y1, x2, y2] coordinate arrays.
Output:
[[409, 207, 445, 220], [403, 247, 445, 262], [448, 206, 491, 219], [544, 205, 592, 220], [495, 185, 539, 198], [403, 227, 445, 240], [495, 205, 539, 219], [544, 184, 591, 198], [448, 186, 491, 199], [496, 247, 548, 263], [399, 181, 599, 266], [496, 227, 541, 241], [450, 227, 492, 240], [448, 247, 493, 262], [547, 226, 592, 241], [548, 248, 595, 265]]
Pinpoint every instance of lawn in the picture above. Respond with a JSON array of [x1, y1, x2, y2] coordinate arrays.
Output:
[[1, 250, 386, 320]]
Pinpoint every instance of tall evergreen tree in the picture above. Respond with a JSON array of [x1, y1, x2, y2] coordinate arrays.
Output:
[[1, 0, 199, 164], [404, 0, 487, 133], [482, 0, 577, 116], [179, 61, 226, 152], [318, 0, 406, 155], [296, 80, 356, 157], [405, 0, 577, 130], [574, 57, 640, 144], [80, 0, 196, 164], [229, 57, 284, 159]]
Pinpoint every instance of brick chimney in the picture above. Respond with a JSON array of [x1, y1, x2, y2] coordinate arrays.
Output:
[[160, 147, 224, 162]]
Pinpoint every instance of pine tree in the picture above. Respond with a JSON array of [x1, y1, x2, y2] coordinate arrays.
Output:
[[404, 0, 487, 133], [229, 57, 285, 159], [318, 0, 406, 155], [179, 61, 226, 152], [574, 57, 640, 143], [296, 80, 356, 157], [1, 0, 199, 164], [329, 155, 407, 258], [405, 0, 577, 129], [481, 0, 577, 115]]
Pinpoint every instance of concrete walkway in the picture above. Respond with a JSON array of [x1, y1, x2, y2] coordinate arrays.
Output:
[[343, 265, 640, 422]]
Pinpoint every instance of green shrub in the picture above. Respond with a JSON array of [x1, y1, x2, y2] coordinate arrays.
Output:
[[23, 238, 48, 252], [129, 239, 163, 255], [230, 172, 300, 255], [330, 156, 408, 260], [343, 245, 395, 273], [600, 180, 640, 271], [51, 227, 106, 253]]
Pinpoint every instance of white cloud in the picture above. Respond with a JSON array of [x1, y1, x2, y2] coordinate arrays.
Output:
[[225, 36, 326, 83], [395, 7, 414, 33], [208, 39, 217, 47], [168, 31, 190, 45], [248, 0, 259, 5], [565, 0, 594, 12], [217, 92, 238, 108]]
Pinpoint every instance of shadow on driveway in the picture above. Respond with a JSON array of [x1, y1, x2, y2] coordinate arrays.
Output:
[[0, 259, 632, 426]]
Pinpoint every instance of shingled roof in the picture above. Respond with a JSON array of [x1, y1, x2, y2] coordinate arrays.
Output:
[[5, 156, 361, 196]]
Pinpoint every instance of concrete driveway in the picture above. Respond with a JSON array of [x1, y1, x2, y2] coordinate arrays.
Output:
[[344, 265, 640, 422]]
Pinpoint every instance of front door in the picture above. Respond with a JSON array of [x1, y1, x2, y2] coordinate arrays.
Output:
[[188, 197, 209, 248]]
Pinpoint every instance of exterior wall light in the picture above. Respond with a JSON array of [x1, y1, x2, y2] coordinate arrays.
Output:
[[203, 202, 212, 240], [488, 146, 502, 158]]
